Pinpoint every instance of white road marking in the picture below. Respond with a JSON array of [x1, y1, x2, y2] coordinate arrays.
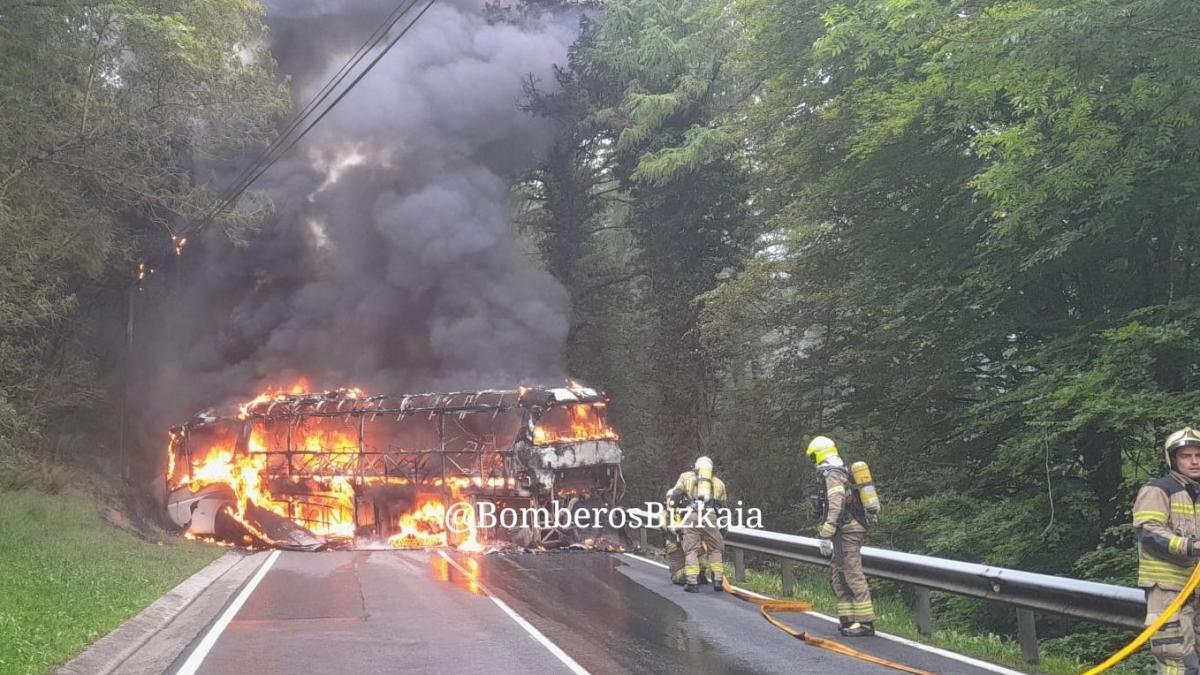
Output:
[[437, 550, 590, 675], [175, 549, 281, 675], [622, 552, 668, 569], [620, 551, 1023, 674], [621, 553, 773, 599]]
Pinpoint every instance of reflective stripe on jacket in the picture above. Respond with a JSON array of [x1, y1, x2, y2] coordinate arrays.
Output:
[[1134, 472, 1200, 590]]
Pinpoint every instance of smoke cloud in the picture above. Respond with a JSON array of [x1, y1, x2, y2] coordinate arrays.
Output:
[[135, 0, 577, 439]]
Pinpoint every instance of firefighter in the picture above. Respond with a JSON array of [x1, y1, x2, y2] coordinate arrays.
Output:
[[1135, 427, 1200, 674], [807, 435, 875, 637], [668, 456, 727, 592], [663, 489, 709, 585]]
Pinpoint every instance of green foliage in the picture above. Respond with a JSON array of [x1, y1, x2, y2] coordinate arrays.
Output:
[[524, 0, 1200, 659], [519, 0, 751, 493], [0, 1, 287, 466], [633, 125, 737, 185], [0, 489, 222, 673]]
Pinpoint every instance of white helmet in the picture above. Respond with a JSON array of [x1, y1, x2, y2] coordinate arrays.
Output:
[[1165, 427, 1200, 468], [694, 456, 713, 471]]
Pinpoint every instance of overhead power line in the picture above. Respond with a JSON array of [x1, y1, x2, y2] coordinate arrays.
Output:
[[200, 0, 439, 230], [197, 0, 427, 230]]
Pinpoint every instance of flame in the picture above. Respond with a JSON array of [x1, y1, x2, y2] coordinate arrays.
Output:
[[532, 403, 619, 445], [237, 378, 315, 419], [184, 430, 360, 540], [454, 502, 484, 552], [172, 235, 188, 256], [388, 500, 447, 549], [166, 431, 179, 480], [174, 381, 553, 550], [184, 381, 361, 540]]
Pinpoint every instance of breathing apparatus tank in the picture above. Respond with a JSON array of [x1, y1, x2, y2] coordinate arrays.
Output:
[[850, 461, 881, 515], [694, 456, 714, 503]]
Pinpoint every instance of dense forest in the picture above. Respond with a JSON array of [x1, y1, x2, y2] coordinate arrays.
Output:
[[514, 0, 1200, 656], [3, 0, 1199, 663], [0, 0, 287, 474]]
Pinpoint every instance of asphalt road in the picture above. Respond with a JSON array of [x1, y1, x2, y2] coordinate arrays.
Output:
[[168, 549, 1020, 675]]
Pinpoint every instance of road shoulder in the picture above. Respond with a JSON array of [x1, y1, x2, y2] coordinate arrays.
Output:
[[58, 551, 266, 675]]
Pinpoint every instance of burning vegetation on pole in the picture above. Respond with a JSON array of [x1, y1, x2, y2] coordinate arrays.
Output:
[[166, 381, 625, 551]]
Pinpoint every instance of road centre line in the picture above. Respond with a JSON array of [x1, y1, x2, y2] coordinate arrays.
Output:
[[175, 549, 281, 675], [436, 550, 590, 675]]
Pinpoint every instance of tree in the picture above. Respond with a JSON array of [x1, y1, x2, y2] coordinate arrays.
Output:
[[519, 0, 752, 502], [0, 0, 287, 470], [711, 0, 1200, 649]]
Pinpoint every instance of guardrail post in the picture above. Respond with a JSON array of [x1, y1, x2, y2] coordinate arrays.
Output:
[[913, 586, 933, 637], [780, 560, 794, 597], [1017, 608, 1039, 664], [639, 526, 647, 549], [734, 548, 746, 582]]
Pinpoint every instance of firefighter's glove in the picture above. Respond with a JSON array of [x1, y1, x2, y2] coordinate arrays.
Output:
[[668, 491, 690, 509], [817, 522, 838, 539], [1189, 537, 1200, 558], [866, 513, 880, 527], [818, 538, 834, 558]]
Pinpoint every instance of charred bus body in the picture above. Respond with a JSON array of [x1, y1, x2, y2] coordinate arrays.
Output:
[[165, 385, 625, 550]]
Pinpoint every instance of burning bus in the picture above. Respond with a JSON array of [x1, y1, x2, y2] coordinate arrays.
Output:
[[165, 383, 625, 551]]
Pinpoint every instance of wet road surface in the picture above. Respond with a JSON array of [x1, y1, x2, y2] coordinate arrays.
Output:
[[173, 549, 1017, 675]]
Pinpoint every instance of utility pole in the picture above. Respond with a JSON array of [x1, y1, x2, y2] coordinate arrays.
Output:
[[120, 283, 134, 480]]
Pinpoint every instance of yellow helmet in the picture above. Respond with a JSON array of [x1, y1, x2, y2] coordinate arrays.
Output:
[[806, 436, 839, 464], [1164, 427, 1200, 468]]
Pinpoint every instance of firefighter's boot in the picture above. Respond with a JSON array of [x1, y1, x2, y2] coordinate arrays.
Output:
[[684, 583, 700, 593], [713, 578, 724, 592], [840, 621, 875, 637]]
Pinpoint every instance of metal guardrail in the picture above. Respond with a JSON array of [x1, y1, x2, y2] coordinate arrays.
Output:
[[626, 509, 1146, 664]]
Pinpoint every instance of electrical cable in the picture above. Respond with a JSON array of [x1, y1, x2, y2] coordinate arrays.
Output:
[[200, 0, 423, 225]]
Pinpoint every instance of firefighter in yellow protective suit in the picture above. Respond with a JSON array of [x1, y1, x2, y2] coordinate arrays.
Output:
[[667, 456, 727, 592], [663, 490, 709, 585], [1135, 427, 1200, 674], [807, 436, 875, 637]]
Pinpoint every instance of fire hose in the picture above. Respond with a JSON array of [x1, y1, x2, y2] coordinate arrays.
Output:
[[720, 577, 935, 675], [1083, 562, 1200, 674]]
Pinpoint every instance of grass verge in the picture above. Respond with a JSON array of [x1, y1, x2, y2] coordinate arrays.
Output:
[[0, 489, 223, 674]]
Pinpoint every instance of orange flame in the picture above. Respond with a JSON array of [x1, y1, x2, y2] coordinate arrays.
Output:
[[388, 500, 447, 549], [185, 381, 361, 540], [532, 403, 619, 445], [175, 381, 559, 550]]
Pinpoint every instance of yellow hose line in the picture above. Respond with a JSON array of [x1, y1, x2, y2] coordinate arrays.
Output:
[[1083, 563, 1200, 674], [721, 578, 936, 675]]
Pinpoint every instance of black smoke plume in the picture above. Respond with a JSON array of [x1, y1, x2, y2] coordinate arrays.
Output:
[[133, 0, 578, 472]]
